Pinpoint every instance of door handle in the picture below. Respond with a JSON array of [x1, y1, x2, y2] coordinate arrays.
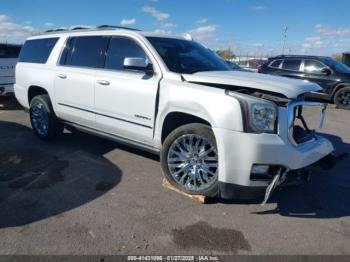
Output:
[[97, 80, 110, 86], [57, 74, 67, 79]]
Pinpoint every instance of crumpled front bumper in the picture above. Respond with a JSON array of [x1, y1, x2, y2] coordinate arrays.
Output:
[[213, 101, 334, 200]]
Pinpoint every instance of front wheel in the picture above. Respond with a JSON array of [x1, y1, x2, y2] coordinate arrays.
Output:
[[29, 95, 63, 140], [161, 124, 219, 197], [334, 86, 350, 110]]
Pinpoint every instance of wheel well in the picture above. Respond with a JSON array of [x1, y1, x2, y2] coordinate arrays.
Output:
[[332, 84, 350, 98], [161, 112, 211, 143], [28, 86, 48, 104]]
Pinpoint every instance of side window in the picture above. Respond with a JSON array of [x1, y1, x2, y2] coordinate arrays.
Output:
[[269, 59, 282, 68], [105, 37, 147, 71], [304, 59, 326, 74], [18, 38, 58, 64], [281, 59, 302, 71], [61, 36, 109, 68]]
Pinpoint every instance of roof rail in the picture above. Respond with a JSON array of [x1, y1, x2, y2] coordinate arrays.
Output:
[[97, 25, 141, 31], [42, 25, 141, 35], [45, 28, 68, 33], [71, 26, 92, 30]]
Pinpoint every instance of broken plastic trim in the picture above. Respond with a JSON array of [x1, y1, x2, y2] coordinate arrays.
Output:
[[261, 167, 289, 206]]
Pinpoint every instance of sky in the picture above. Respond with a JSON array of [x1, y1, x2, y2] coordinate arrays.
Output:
[[0, 0, 349, 56]]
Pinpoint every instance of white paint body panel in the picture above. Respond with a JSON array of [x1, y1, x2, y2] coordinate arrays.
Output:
[[15, 29, 334, 190]]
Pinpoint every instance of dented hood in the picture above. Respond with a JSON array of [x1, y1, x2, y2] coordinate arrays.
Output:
[[182, 71, 322, 99]]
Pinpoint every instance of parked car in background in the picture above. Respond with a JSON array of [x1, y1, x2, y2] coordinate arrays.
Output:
[[15, 26, 334, 201], [0, 43, 21, 96], [259, 55, 350, 110], [237, 59, 265, 72]]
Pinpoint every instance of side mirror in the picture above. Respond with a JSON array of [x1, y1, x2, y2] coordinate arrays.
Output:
[[321, 68, 332, 75], [123, 57, 153, 75]]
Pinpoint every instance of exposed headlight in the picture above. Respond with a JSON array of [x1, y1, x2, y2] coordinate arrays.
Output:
[[250, 103, 277, 132], [226, 91, 278, 134]]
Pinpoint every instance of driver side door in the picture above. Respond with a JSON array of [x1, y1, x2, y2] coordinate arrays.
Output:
[[94, 36, 161, 145]]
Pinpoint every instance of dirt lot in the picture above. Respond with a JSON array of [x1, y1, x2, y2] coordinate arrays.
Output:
[[0, 97, 349, 255]]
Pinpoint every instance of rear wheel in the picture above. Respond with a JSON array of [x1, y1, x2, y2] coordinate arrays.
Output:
[[161, 123, 219, 197], [334, 86, 350, 110], [29, 95, 63, 140]]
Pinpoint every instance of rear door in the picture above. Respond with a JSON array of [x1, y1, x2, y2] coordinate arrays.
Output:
[[277, 59, 305, 80], [55, 36, 109, 127], [94, 36, 161, 145]]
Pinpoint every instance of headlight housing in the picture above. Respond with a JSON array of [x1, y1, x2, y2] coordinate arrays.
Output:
[[226, 91, 278, 134]]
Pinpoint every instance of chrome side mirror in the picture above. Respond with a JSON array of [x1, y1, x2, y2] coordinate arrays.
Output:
[[123, 57, 153, 75]]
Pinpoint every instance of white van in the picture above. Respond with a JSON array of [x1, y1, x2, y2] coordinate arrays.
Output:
[[0, 43, 21, 96]]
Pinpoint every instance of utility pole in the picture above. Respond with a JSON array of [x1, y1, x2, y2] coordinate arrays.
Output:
[[282, 25, 288, 55]]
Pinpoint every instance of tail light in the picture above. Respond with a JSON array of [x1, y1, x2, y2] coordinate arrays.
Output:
[[257, 66, 263, 73]]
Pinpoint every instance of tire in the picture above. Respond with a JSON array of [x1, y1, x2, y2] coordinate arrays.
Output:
[[161, 123, 219, 197], [334, 86, 350, 110], [29, 95, 63, 140]]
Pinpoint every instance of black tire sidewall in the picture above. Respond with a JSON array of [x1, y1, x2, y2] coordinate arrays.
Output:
[[334, 86, 350, 110], [160, 123, 219, 197], [29, 95, 62, 140]]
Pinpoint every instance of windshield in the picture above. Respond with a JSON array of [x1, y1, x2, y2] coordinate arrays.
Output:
[[321, 57, 350, 74], [147, 37, 232, 74]]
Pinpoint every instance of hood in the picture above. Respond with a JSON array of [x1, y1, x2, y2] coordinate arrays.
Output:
[[182, 71, 321, 99]]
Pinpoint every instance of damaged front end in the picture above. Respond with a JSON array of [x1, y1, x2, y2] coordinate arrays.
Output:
[[261, 92, 336, 205]]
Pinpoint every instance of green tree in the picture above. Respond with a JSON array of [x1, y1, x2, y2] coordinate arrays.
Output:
[[216, 48, 236, 60], [332, 53, 343, 62]]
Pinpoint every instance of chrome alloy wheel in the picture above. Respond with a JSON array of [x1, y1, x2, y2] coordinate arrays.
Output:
[[30, 102, 49, 136], [167, 134, 218, 192]]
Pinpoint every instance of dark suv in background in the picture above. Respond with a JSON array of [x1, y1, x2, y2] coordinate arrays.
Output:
[[259, 55, 350, 109]]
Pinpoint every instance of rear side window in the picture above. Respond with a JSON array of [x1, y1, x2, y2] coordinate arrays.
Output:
[[282, 59, 302, 71], [60, 36, 109, 68], [105, 37, 147, 71], [18, 38, 58, 64], [0, 45, 22, 58], [269, 59, 282, 68]]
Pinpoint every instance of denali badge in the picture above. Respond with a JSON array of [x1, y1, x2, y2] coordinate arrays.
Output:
[[134, 114, 151, 121]]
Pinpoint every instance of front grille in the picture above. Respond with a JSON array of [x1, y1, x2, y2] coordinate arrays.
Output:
[[287, 101, 327, 146]]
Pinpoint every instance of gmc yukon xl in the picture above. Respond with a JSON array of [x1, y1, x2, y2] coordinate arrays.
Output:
[[15, 26, 334, 201]]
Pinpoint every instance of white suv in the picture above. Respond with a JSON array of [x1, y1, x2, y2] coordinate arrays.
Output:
[[15, 26, 334, 200]]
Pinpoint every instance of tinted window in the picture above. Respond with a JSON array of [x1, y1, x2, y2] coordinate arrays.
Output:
[[270, 59, 282, 68], [61, 36, 108, 68], [282, 59, 302, 71], [147, 37, 231, 74], [18, 38, 58, 63], [105, 37, 147, 71], [0, 45, 21, 59], [304, 59, 326, 73]]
